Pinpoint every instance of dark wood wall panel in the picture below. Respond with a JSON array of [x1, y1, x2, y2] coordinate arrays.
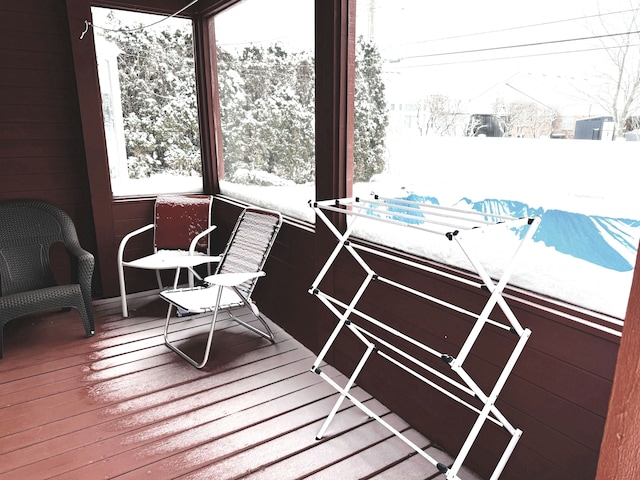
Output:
[[313, 244, 618, 479], [0, 1, 97, 292], [0, 105, 84, 125], [1, 68, 76, 90], [596, 247, 640, 478], [257, 222, 321, 352]]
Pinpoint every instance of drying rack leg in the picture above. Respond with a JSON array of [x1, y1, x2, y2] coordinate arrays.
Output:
[[315, 342, 376, 440], [489, 429, 523, 480]]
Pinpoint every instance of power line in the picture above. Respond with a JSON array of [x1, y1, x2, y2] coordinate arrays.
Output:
[[388, 8, 637, 47], [393, 29, 640, 62], [393, 42, 640, 69], [505, 83, 553, 109]]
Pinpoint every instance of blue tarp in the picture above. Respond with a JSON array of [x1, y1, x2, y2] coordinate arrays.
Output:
[[377, 195, 639, 272]]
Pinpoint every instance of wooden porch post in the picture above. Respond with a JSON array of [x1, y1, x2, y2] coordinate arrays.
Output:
[[314, 0, 355, 204], [65, 0, 120, 297], [596, 242, 640, 479], [312, 0, 355, 355]]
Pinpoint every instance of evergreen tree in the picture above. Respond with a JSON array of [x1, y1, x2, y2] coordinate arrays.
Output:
[[217, 45, 315, 185], [218, 38, 387, 186], [101, 17, 387, 185], [354, 36, 388, 183], [101, 16, 201, 179]]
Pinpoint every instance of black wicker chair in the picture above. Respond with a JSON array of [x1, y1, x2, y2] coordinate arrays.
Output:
[[0, 199, 95, 358]]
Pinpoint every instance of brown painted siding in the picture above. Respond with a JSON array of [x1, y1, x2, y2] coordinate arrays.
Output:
[[303, 247, 619, 479], [596, 251, 640, 479], [0, 0, 97, 287]]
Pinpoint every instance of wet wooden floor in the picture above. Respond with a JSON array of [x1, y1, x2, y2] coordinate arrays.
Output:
[[0, 292, 483, 479]]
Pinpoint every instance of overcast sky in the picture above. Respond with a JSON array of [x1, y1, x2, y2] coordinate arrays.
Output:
[[94, 0, 639, 117], [213, 0, 639, 116], [357, 0, 640, 115]]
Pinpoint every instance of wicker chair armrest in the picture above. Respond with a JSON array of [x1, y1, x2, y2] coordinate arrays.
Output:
[[64, 239, 95, 329], [65, 242, 93, 262], [67, 245, 95, 289]]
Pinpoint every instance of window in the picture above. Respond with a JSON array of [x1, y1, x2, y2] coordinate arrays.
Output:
[[352, 0, 640, 319], [214, 0, 315, 222], [92, 7, 202, 197]]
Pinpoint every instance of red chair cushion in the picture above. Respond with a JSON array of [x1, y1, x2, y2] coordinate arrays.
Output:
[[154, 195, 212, 250]]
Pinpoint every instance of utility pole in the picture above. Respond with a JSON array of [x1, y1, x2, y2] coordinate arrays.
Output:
[[368, 0, 375, 41]]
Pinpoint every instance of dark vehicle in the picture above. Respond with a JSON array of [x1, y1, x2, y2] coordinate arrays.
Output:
[[574, 116, 614, 140], [550, 133, 567, 139], [465, 113, 506, 137]]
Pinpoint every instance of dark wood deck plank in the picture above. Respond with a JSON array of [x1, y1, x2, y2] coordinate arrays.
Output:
[[0, 351, 315, 474], [0, 293, 482, 480], [234, 411, 410, 480], [50, 382, 368, 480], [367, 447, 447, 480], [0, 332, 298, 444], [0, 327, 288, 435], [5, 368, 341, 479], [305, 429, 435, 480], [177, 398, 390, 480], [117, 388, 373, 480]]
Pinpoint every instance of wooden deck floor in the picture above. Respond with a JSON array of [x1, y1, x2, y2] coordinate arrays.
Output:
[[0, 292, 483, 480]]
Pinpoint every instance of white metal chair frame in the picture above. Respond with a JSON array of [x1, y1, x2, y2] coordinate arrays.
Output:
[[160, 207, 283, 369], [117, 195, 216, 318]]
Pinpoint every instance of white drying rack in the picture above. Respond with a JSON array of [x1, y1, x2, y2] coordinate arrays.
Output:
[[309, 195, 541, 480]]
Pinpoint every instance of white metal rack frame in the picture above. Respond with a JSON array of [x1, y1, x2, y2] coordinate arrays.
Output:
[[309, 195, 541, 480]]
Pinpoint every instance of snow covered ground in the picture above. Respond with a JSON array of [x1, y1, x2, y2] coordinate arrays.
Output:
[[122, 135, 639, 320], [222, 136, 640, 320]]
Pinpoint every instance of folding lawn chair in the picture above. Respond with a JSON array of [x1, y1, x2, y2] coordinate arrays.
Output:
[[160, 207, 282, 368]]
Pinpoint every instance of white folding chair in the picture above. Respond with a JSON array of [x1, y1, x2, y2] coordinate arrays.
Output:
[[117, 194, 217, 317], [160, 207, 283, 368]]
